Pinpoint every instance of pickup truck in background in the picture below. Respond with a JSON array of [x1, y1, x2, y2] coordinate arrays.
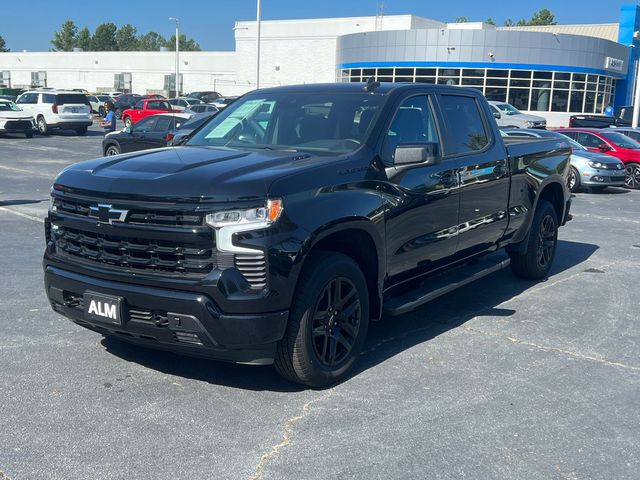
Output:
[[44, 82, 571, 387], [488, 101, 547, 129], [568, 113, 631, 129]]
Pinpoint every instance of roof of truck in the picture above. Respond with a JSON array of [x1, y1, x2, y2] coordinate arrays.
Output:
[[253, 82, 474, 96]]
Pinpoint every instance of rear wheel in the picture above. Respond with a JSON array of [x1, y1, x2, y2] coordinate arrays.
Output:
[[625, 163, 640, 189], [104, 144, 120, 156], [274, 252, 369, 387], [124, 116, 132, 128], [75, 126, 88, 135], [37, 116, 49, 135], [567, 166, 580, 193], [98, 106, 106, 117], [509, 200, 558, 280]]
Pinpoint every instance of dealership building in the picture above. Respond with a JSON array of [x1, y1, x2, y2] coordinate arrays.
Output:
[[1, 4, 640, 125]]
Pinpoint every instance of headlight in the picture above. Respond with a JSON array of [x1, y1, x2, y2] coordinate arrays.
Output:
[[205, 199, 283, 228], [49, 194, 57, 212], [588, 161, 605, 169]]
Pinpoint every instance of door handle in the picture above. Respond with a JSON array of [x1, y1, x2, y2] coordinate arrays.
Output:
[[493, 164, 508, 177]]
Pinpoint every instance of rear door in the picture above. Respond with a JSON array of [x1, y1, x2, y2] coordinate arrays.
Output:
[[146, 116, 174, 148], [437, 93, 510, 256], [383, 94, 460, 281]]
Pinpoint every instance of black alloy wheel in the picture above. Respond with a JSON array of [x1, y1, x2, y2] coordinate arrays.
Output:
[[625, 163, 640, 189], [536, 214, 556, 270], [105, 145, 120, 156], [311, 277, 361, 367]]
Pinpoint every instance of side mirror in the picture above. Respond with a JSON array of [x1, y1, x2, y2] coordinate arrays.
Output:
[[493, 111, 501, 120], [124, 126, 132, 134], [598, 143, 611, 152], [394, 143, 439, 166], [171, 132, 188, 145]]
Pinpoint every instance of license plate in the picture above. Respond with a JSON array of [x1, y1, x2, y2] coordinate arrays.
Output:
[[84, 291, 123, 325], [71, 107, 78, 113]]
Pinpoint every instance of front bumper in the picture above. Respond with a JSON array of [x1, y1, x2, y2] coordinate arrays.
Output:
[[44, 265, 288, 365], [579, 168, 626, 187]]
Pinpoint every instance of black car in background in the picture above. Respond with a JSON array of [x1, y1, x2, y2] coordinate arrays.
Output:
[[187, 91, 221, 103], [102, 113, 191, 156], [113, 94, 143, 119]]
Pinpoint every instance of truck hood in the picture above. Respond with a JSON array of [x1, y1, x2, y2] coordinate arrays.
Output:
[[54, 146, 326, 202], [0, 111, 34, 120]]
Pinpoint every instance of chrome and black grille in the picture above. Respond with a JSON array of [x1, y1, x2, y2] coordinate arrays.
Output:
[[4, 120, 33, 130]]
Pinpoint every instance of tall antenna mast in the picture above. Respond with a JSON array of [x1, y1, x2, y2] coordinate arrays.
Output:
[[375, 1, 385, 31]]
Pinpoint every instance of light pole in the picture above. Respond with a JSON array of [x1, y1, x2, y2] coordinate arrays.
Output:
[[169, 17, 180, 98], [256, 0, 261, 89]]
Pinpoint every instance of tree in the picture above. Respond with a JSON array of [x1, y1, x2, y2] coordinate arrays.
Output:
[[529, 8, 557, 26], [116, 24, 139, 51], [0, 35, 8, 52], [51, 20, 78, 51], [504, 18, 514, 26], [137, 31, 167, 51], [485, 17, 496, 26], [166, 34, 201, 52], [92, 22, 118, 51], [76, 27, 92, 51], [455, 16, 469, 23]]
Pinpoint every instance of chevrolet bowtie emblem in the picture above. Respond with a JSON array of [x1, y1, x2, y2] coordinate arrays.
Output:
[[90, 204, 129, 224]]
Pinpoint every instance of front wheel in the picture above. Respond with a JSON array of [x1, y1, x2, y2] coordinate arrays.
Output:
[[567, 166, 580, 193], [625, 163, 640, 189], [75, 126, 88, 135], [274, 252, 370, 387], [509, 200, 558, 280]]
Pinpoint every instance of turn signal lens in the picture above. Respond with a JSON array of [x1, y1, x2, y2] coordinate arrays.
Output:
[[267, 199, 283, 222]]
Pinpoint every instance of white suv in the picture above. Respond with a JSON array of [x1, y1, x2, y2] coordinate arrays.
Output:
[[15, 90, 93, 135]]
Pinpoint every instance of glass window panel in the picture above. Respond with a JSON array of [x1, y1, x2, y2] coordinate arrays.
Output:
[[511, 70, 532, 79], [598, 76, 606, 85], [596, 93, 604, 113], [363, 69, 376, 76], [551, 90, 569, 112], [395, 68, 414, 76], [377, 68, 393, 76], [438, 95, 489, 154], [587, 74, 598, 83], [395, 77, 414, 83], [350, 76, 361, 83], [554, 81, 570, 90], [415, 77, 436, 84], [531, 89, 551, 111], [571, 82, 585, 91], [416, 68, 436, 76], [569, 90, 584, 112], [438, 77, 460, 85], [486, 78, 508, 87], [573, 73, 586, 82], [485, 88, 507, 102], [461, 78, 484, 86], [486, 69, 509, 77], [508, 88, 530, 111], [462, 69, 485, 77], [534, 71, 553, 80], [533, 80, 552, 88], [555, 72, 571, 80], [351, 69, 362, 77], [377, 76, 393, 82], [587, 82, 597, 91], [439, 68, 460, 77], [584, 91, 596, 114], [510, 79, 531, 88]]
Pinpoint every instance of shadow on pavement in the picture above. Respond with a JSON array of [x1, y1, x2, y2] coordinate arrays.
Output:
[[0, 199, 46, 206], [101, 239, 598, 391]]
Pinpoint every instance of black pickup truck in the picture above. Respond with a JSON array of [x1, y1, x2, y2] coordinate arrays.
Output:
[[44, 82, 571, 386]]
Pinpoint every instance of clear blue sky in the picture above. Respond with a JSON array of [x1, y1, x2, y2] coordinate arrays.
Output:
[[1, 0, 636, 52]]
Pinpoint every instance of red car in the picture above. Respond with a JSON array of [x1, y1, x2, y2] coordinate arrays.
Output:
[[557, 128, 640, 189], [121, 99, 173, 127]]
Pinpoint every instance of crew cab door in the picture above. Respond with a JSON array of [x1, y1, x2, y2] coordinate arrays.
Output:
[[437, 93, 510, 256], [383, 94, 460, 280]]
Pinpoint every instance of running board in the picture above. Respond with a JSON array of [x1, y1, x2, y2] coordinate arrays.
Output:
[[383, 254, 511, 317]]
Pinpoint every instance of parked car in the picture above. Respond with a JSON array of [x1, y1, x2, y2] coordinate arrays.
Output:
[[187, 91, 221, 103], [0, 94, 18, 102], [102, 112, 191, 156], [558, 127, 640, 189], [0, 99, 36, 138], [504, 128, 625, 192], [87, 94, 112, 116], [168, 110, 218, 145], [168, 97, 203, 111], [120, 99, 174, 127], [611, 126, 640, 143], [102, 91, 123, 99], [15, 90, 92, 135], [488, 101, 546, 129], [113, 94, 143, 119], [185, 104, 219, 114], [44, 82, 571, 386], [210, 96, 238, 110]]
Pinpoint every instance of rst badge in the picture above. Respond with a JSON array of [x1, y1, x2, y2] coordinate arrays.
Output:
[[89, 203, 129, 224], [83, 292, 123, 325]]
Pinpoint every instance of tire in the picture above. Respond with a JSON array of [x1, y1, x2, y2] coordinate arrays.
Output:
[[98, 106, 105, 117], [75, 126, 88, 135], [274, 252, 370, 387], [123, 116, 132, 128], [25, 130, 34, 139], [509, 200, 558, 280], [567, 166, 580, 193], [37, 116, 49, 135], [104, 144, 120, 156], [625, 163, 640, 189]]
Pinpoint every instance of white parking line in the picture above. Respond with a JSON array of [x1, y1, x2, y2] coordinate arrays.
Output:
[[0, 206, 44, 223], [0, 164, 55, 178]]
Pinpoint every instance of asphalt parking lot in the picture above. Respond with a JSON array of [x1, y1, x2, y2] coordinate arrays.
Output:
[[1, 126, 639, 480]]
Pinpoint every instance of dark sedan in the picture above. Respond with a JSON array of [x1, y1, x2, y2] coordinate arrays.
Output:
[[102, 113, 191, 156]]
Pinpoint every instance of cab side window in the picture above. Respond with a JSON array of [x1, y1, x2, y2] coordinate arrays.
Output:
[[438, 95, 489, 155], [382, 95, 439, 163]]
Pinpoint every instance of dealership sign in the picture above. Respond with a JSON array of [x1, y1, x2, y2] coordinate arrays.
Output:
[[605, 57, 625, 73]]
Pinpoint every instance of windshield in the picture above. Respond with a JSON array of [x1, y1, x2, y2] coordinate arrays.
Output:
[[187, 92, 386, 155], [601, 131, 640, 149], [0, 101, 21, 112], [495, 103, 521, 115]]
